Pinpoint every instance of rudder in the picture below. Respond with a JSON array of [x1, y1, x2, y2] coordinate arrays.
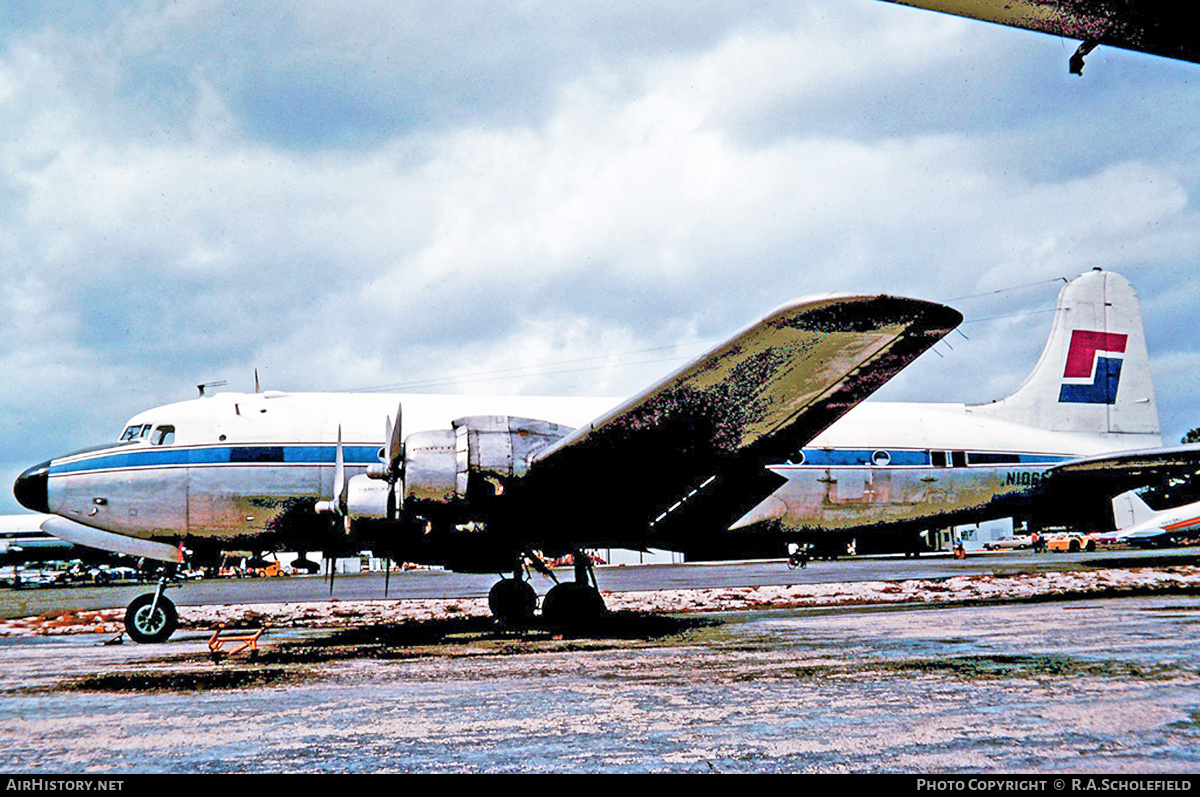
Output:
[[970, 268, 1160, 445]]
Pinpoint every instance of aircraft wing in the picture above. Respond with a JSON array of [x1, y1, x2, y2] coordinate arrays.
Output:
[[1043, 443, 1200, 484], [879, 1, 1200, 68], [1026, 444, 1200, 530], [518, 295, 961, 551]]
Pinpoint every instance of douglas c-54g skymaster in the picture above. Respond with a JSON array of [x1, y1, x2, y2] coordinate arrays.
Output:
[[16, 269, 1196, 643], [14, 292, 961, 641]]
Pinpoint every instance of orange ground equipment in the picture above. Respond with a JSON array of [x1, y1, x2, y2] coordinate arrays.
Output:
[[207, 623, 267, 662]]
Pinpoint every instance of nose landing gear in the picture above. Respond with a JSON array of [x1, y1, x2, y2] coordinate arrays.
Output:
[[124, 573, 179, 643]]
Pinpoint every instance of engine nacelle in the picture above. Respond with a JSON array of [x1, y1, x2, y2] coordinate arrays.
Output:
[[402, 415, 572, 509], [345, 473, 395, 521]]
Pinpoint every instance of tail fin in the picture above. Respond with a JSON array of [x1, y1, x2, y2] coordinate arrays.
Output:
[[1112, 489, 1157, 530], [970, 268, 1160, 445]]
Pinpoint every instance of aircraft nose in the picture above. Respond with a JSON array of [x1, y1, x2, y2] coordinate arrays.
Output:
[[14, 461, 50, 514]]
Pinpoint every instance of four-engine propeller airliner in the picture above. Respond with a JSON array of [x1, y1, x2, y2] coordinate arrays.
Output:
[[14, 292, 962, 640], [13, 268, 1192, 642]]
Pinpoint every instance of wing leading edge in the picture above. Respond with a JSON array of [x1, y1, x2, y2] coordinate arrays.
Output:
[[879, 1, 1200, 68], [519, 295, 962, 551]]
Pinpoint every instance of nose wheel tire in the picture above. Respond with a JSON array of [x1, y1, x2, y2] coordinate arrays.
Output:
[[488, 578, 537, 625], [124, 593, 178, 643]]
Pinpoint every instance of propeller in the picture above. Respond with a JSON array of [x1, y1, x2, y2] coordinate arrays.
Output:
[[315, 426, 350, 535], [370, 403, 405, 485], [368, 403, 404, 525], [315, 409, 402, 595], [389, 403, 403, 476], [324, 549, 336, 596]]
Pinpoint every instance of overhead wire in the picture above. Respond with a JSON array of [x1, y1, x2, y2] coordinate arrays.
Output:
[[346, 275, 1067, 393]]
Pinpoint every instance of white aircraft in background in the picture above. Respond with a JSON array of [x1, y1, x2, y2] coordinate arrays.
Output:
[[1097, 491, 1200, 547], [14, 269, 1195, 642], [0, 513, 73, 564]]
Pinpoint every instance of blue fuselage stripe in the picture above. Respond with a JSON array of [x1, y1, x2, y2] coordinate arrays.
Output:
[[48, 444, 1071, 476], [49, 445, 381, 475], [794, 449, 1070, 467]]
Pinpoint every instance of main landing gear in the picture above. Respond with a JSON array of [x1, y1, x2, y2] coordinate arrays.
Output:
[[488, 576, 537, 625], [541, 551, 606, 626], [124, 572, 180, 643], [487, 550, 607, 628]]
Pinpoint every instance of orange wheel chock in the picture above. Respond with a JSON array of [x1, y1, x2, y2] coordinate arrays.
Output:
[[208, 623, 267, 661]]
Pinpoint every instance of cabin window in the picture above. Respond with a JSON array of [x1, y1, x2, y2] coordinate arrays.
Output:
[[120, 424, 151, 442], [951, 451, 968, 468], [968, 452, 1021, 465], [871, 450, 891, 466], [150, 425, 175, 446], [930, 451, 947, 468], [230, 446, 284, 462]]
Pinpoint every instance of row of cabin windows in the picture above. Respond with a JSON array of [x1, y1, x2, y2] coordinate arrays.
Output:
[[114, 430, 1015, 466], [119, 423, 175, 446], [793, 450, 1020, 467]]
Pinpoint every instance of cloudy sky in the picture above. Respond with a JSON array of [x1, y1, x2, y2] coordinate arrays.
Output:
[[1, 2, 1198, 513]]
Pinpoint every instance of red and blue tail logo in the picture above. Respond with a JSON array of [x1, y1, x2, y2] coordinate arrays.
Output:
[[1059, 330, 1127, 404]]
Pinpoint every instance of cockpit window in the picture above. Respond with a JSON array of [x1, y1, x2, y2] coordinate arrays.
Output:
[[150, 425, 175, 446], [120, 424, 152, 442]]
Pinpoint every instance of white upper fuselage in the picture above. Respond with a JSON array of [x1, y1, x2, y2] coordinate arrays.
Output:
[[109, 390, 1139, 455], [116, 391, 617, 448]]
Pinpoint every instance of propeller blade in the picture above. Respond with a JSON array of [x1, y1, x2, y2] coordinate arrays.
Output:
[[388, 402, 404, 475], [332, 425, 346, 509], [384, 416, 393, 464]]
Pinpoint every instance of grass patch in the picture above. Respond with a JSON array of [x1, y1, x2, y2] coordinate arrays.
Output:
[[55, 666, 313, 693]]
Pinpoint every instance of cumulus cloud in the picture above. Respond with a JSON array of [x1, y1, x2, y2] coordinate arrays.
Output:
[[1, 2, 1199, 510]]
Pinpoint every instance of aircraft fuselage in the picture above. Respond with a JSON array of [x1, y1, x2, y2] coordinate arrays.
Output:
[[26, 391, 1137, 559]]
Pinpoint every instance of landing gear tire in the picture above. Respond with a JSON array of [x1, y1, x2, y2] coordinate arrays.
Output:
[[541, 582, 606, 627], [488, 578, 537, 625], [124, 593, 178, 643]]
